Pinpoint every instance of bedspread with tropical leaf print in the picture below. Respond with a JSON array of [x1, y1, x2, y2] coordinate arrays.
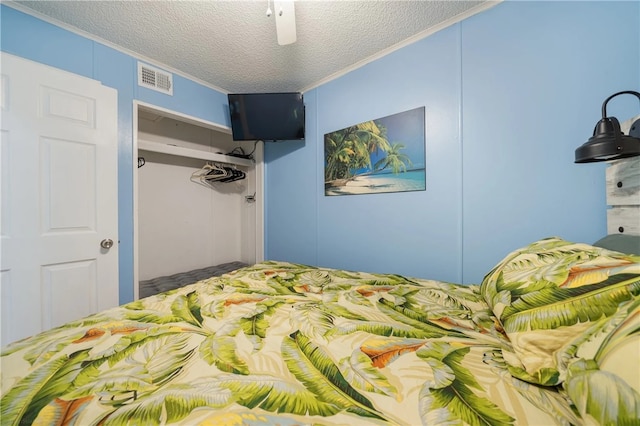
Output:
[[1, 239, 639, 425]]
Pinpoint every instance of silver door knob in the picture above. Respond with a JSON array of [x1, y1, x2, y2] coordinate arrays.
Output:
[[100, 239, 114, 249]]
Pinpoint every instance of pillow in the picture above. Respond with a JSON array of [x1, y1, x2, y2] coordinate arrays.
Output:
[[481, 237, 640, 388], [593, 234, 640, 255]]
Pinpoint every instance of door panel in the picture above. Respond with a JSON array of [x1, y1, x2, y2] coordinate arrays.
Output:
[[1, 130, 10, 239], [41, 85, 96, 127], [41, 259, 98, 330], [41, 137, 97, 232], [0, 52, 118, 346], [0, 269, 12, 345]]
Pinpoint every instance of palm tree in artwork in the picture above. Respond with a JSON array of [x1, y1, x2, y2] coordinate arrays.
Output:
[[325, 120, 416, 190], [324, 121, 391, 184], [324, 134, 355, 182], [373, 143, 413, 174]]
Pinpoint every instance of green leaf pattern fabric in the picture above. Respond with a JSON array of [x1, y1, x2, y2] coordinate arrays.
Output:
[[480, 236, 640, 425], [2, 238, 639, 425]]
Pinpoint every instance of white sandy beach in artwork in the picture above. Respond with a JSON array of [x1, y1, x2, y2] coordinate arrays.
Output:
[[326, 170, 425, 195]]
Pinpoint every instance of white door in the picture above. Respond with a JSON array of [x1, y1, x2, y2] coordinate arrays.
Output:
[[0, 53, 119, 347]]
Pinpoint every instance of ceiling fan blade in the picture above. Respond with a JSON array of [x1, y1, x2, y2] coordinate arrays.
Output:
[[274, 0, 296, 45]]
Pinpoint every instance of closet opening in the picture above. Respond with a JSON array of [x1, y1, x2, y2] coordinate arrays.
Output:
[[133, 101, 264, 300]]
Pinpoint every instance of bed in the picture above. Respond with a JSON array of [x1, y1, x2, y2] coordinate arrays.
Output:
[[1, 237, 639, 425]]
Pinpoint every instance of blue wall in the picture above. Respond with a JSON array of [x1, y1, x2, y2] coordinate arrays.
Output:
[[2, 1, 639, 299], [1, 4, 230, 303], [460, 1, 639, 281], [265, 1, 640, 284]]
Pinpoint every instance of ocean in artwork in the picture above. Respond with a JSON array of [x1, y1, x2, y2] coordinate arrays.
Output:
[[325, 169, 426, 196]]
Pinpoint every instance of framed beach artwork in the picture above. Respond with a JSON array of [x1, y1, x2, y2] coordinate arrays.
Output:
[[324, 106, 426, 196]]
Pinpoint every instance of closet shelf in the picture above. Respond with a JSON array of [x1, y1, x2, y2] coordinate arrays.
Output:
[[138, 140, 253, 167]]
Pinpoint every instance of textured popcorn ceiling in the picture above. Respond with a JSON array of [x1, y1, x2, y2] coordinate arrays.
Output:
[[11, 1, 495, 93]]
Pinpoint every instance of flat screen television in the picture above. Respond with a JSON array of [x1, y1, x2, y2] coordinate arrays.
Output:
[[228, 92, 305, 141]]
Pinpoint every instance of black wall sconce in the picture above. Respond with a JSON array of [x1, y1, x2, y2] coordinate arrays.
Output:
[[575, 90, 640, 163]]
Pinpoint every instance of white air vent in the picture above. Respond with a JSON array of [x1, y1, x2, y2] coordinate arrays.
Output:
[[138, 62, 173, 95]]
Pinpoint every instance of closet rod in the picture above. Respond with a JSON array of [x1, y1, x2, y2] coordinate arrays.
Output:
[[138, 140, 253, 167]]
